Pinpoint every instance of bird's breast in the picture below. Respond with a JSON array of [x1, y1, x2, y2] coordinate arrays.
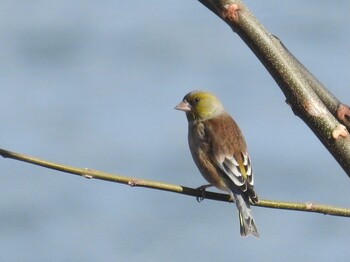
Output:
[[187, 122, 230, 192]]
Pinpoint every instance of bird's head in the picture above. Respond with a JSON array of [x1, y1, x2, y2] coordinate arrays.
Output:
[[175, 91, 224, 122]]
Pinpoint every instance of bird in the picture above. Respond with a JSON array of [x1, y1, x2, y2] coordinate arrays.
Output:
[[175, 90, 259, 237]]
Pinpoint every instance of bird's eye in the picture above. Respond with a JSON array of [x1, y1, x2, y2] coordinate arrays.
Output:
[[194, 97, 200, 103]]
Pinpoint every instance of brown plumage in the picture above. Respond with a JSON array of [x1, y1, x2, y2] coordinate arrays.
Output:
[[189, 113, 258, 203], [176, 90, 259, 237]]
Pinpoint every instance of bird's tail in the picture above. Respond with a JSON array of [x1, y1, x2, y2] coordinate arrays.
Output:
[[233, 193, 259, 238]]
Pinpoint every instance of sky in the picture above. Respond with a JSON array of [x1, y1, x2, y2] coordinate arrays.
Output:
[[0, 1, 349, 261]]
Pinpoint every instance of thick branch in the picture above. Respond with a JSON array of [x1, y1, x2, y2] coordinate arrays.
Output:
[[1, 148, 349, 217], [198, 0, 350, 177], [276, 37, 350, 129]]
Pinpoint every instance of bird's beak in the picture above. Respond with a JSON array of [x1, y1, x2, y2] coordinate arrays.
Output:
[[175, 100, 191, 112]]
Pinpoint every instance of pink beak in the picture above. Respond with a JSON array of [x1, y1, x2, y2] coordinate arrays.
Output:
[[175, 100, 191, 112]]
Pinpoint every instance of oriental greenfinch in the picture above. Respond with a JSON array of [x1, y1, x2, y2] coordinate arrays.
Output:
[[175, 90, 259, 237]]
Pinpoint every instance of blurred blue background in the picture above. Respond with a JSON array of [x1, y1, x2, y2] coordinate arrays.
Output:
[[0, 1, 349, 261]]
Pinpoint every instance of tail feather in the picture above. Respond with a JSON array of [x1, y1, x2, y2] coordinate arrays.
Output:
[[239, 211, 259, 237], [234, 193, 259, 238]]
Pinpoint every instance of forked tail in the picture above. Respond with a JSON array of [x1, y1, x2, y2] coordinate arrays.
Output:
[[234, 193, 259, 238]]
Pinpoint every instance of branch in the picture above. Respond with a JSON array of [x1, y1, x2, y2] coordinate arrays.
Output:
[[273, 37, 350, 134], [275, 37, 350, 130], [197, 0, 350, 177], [1, 147, 349, 217]]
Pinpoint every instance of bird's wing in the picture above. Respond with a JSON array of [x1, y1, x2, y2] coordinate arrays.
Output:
[[217, 152, 258, 202], [218, 152, 253, 190], [205, 114, 257, 201]]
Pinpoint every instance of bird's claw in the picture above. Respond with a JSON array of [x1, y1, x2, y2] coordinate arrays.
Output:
[[228, 195, 235, 203], [196, 184, 212, 203]]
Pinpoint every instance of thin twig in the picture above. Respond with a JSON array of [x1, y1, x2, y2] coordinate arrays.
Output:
[[1, 148, 349, 217]]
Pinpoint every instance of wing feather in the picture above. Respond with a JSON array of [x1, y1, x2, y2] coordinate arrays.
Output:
[[204, 113, 258, 202]]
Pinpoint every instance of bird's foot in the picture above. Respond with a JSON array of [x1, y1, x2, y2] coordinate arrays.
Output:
[[196, 184, 212, 202], [228, 195, 235, 203]]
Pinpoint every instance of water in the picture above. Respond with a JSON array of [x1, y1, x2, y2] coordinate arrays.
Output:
[[0, 1, 349, 261]]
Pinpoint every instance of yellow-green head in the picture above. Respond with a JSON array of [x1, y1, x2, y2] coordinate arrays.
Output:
[[175, 91, 225, 122]]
